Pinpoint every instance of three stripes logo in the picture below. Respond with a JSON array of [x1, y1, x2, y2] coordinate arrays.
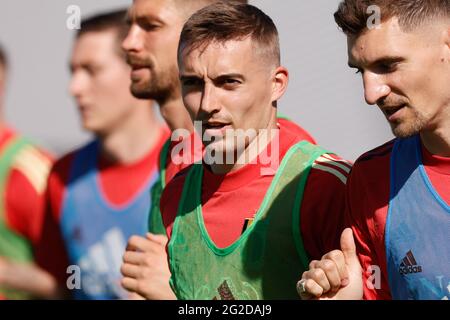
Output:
[[399, 250, 423, 275]]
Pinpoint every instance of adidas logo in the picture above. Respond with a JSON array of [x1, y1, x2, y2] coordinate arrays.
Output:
[[399, 250, 422, 275]]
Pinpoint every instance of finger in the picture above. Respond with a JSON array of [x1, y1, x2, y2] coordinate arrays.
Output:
[[322, 250, 349, 287], [126, 235, 159, 253], [120, 263, 141, 278], [297, 279, 323, 299], [308, 260, 319, 270], [126, 235, 147, 251], [302, 268, 331, 294], [122, 250, 146, 265], [315, 259, 342, 292], [340, 228, 359, 266], [128, 292, 145, 300], [121, 277, 138, 293], [146, 233, 168, 246]]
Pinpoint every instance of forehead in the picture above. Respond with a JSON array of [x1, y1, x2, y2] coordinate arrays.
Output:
[[180, 38, 259, 73], [72, 31, 117, 63], [347, 18, 424, 65], [129, 0, 179, 23]]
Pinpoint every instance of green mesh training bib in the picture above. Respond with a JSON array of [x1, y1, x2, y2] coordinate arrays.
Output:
[[0, 137, 35, 299], [148, 114, 300, 236], [168, 141, 327, 300], [148, 138, 171, 235]]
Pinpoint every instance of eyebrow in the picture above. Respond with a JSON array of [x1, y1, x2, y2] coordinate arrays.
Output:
[[126, 9, 165, 26], [180, 73, 244, 81], [348, 56, 406, 69], [215, 73, 244, 80]]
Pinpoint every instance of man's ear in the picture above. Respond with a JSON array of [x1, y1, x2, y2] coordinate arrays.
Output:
[[271, 66, 289, 102], [442, 25, 450, 61]]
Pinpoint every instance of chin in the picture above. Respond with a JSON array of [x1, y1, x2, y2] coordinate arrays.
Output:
[[130, 82, 153, 100], [82, 122, 101, 134], [391, 122, 424, 138]]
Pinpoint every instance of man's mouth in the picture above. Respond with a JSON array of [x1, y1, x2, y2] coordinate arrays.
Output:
[[130, 65, 149, 80], [203, 122, 232, 132], [383, 104, 406, 121], [131, 64, 149, 70], [78, 105, 91, 117]]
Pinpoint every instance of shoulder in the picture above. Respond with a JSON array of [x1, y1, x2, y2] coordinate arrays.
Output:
[[356, 139, 395, 164], [345, 140, 393, 246], [278, 118, 316, 144], [51, 151, 76, 179], [160, 165, 194, 235], [48, 142, 94, 191], [311, 153, 352, 186], [160, 165, 193, 207], [349, 139, 395, 188], [9, 139, 53, 194], [300, 151, 350, 212]]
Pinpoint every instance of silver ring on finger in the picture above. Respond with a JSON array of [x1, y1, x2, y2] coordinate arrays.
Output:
[[296, 279, 307, 295]]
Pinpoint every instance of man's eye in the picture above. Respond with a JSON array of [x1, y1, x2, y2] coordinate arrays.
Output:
[[85, 65, 102, 76], [142, 23, 159, 31], [222, 79, 241, 88], [377, 62, 398, 74], [85, 67, 95, 75]]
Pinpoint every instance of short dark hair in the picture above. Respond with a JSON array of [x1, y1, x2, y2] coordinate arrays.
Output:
[[179, 2, 280, 66], [78, 9, 128, 37], [335, 0, 450, 36], [0, 43, 8, 71], [77, 9, 128, 57]]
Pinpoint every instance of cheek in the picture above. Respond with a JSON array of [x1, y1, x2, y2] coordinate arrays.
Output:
[[403, 53, 446, 103], [102, 69, 131, 92], [153, 32, 179, 60], [182, 93, 201, 117], [224, 93, 259, 125], [397, 70, 440, 110]]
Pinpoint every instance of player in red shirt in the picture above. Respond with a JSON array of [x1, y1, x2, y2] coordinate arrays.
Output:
[[0, 44, 58, 299], [299, 0, 450, 300], [40, 10, 168, 300], [121, 2, 351, 300], [120, 0, 321, 299], [123, 0, 251, 239]]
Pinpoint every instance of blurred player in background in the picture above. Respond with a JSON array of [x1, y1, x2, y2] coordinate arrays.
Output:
[[41, 9, 168, 299], [0, 43, 58, 299]]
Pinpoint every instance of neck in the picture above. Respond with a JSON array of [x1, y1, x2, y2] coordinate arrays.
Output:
[[420, 107, 450, 157], [209, 116, 278, 175], [420, 127, 450, 157], [158, 95, 193, 132], [98, 102, 162, 164]]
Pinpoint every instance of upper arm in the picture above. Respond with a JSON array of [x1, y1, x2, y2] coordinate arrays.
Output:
[[160, 170, 189, 239], [344, 158, 392, 300], [4, 147, 52, 244], [300, 154, 351, 260]]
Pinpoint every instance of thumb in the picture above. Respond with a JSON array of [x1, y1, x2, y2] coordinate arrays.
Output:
[[340, 228, 359, 266]]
